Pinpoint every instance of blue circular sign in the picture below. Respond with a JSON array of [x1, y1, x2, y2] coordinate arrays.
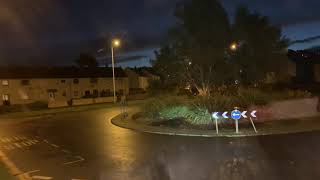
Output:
[[231, 110, 241, 120]]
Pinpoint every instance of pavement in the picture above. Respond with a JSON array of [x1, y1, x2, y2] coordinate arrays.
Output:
[[0, 106, 320, 179]]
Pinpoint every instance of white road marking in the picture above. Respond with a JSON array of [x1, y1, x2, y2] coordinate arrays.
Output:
[[63, 156, 85, 165], [21, 142, 29, 146], [31, 175, 53, 179], [4, 145, 15, 150], [43, 140, 49, 143], [0, 149, 30, 180], [50, 144, 59, 148], [14, 143, 22, 148], [62, 149, 71, 154]]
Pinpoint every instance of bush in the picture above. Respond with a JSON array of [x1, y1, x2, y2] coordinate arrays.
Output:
[[143, 95, 190, 119], [184, 106, 213, 126]]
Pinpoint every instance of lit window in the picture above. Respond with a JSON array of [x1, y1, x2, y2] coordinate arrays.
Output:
[[2, 80, 8, 86]]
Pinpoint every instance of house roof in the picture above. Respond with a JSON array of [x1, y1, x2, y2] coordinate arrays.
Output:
[[125, 67, 159, 77], [288, 49, 320, 64], [0, 67, 127, 79]]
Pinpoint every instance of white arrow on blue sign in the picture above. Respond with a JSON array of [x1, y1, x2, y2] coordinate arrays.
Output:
[[231, 110, 242, 120], [212, 112, 219, 119], [251, 110, 257, 118], [222, 112, 228, 119], [241, 111, 247, 118]]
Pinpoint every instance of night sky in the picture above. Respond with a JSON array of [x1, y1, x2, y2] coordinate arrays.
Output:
[[0, 0, 320, 65]]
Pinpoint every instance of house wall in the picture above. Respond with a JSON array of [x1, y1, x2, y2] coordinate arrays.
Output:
[[139, 77, 149, 90], [125, 69, 140, 89], [0, 77, 129, 105]]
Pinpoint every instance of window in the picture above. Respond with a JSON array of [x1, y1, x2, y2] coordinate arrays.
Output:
[[2, 80, 8, 86], [21, 80, 30, 85], [2, 94, 9, 101], [61, 80, 66, 83], [48, 92, 55, 99], [90, 78, 98, 84], [85, 90, 90, 96], [73, 79, 79, 84], [74, 91, 79, 97]]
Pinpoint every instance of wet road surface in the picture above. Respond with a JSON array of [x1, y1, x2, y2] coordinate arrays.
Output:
[[0, 107, 319, 180]]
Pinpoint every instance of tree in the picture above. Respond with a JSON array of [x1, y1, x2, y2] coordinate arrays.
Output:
[[152, 45, 184, 86], [74, 53, 98, 68], [232, 6, 289, 83], [153, 0, 235, 96]]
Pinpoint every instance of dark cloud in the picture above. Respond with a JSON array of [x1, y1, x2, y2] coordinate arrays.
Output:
[[0, 0, 320, 63]]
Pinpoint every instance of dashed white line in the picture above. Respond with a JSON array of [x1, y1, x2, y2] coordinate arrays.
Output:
[[14, 143, 22, 148], [31, 175, 53, 179], [50, 144, 59, 148], [62, 149, 71, 154], [63, 156, 85, 165]]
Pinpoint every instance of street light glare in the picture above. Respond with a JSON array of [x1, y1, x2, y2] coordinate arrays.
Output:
[[230, 42, 237, 51], [113, 39, 121, 47]]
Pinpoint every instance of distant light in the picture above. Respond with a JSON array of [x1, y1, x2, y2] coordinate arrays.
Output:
[[230, 42, 237, 51], [188, 61, 192, 65]]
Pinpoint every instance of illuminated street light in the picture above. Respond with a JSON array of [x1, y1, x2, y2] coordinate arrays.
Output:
[[111, 38, 121, 103], [113, 39, 121, 47], [230, 42, 237, 51]]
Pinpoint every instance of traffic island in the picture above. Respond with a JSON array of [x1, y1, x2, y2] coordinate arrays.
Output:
[[111, 113, 320, 137]]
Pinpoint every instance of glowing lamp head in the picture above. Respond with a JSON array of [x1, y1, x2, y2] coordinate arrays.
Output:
[[112, 39, 121, 47], [230, 42, 237, 51]]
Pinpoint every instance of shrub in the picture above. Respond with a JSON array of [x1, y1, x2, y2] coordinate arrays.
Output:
[[184, 106, 213, 125], [159, 105, 190, 120], [142, 95, 190, 119]]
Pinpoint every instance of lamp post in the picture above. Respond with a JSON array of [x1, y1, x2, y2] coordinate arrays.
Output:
[[111, 39, 121, 103]]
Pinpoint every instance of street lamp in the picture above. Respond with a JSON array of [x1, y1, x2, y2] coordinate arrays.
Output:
[[230, 42, 237, 51], [111, 38, 121, 103]]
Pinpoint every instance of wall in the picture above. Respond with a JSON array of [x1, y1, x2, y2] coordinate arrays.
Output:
[[48, 100, 68, 108], [251, 97, 320, 121], [139, 77, 149, 90], [125, 69, 140, 89]]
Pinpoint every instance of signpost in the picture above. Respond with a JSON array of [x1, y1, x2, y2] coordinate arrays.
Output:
[[231, 109, 241, 133], [212, 109, 258, 134]]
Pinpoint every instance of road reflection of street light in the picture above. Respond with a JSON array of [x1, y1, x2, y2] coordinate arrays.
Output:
[[111, 38, 121, 103]]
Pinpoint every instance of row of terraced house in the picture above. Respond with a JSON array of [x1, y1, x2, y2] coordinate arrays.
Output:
[[0, 67, 159, 108]]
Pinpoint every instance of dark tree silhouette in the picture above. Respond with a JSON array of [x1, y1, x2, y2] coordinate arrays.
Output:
[[232, 5, 289, 83], [154, 0, 234, 96]]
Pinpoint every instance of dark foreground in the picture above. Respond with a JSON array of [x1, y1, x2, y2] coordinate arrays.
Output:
[[0, 107, 319, 180]]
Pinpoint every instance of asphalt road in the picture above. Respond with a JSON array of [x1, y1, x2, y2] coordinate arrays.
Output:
[[0, 106, 320, 180]]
